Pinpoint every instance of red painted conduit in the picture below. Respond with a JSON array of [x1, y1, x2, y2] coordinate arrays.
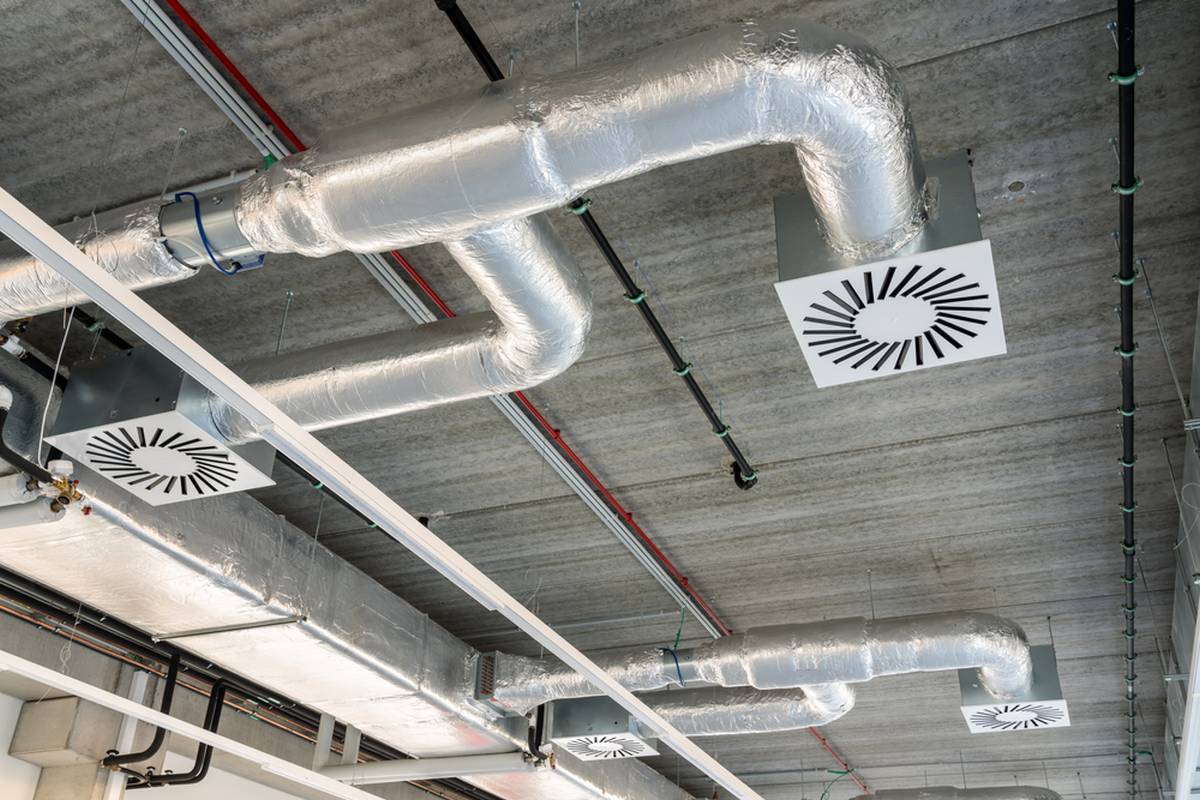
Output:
[[161, 0, 731, 637], [162, 5, 868, 788]]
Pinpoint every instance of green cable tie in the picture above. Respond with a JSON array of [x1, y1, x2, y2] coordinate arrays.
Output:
[[740, 470, 758, 482], [673, 362, 692, 377], [626, 290, 647, 304], [1120, 502, 1138, 514], [673, 607, 685, 650], [1119, 457, 1137, 467], [311, 481, 324, 490], [1121, 575, 1135, 584], [1111, 177, 1144, 196], [1114, 343, 1138, 358], [1108, 65, 1144, 86], [367, 522, 378, 529], [1117, 404, 1137, 417], [714, 425, 731, 439], [1112, 270, 1140, 286], [263, 153, 277, 169], [1121, 544, 1136, 556], [1121, 603, 1137, 613], [1123, 631, 1137, 639], [570, 198, 592, 215]]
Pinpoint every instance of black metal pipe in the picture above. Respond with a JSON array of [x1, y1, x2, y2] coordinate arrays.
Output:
[[572, 204, 758, 487], [128, 680, 225, 788], [12, 349, 68, 392], [434, 0, 505, 80], [104, 651, 180, 767], [433, 0, 758, 489], [1113, 0, 1138, 795], [0, 407, 53, 484]]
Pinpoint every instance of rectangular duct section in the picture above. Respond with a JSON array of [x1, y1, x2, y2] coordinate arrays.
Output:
[[0, 356, 694, 800]]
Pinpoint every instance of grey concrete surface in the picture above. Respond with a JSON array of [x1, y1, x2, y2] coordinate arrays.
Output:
[[1, 0, 1198, 798]]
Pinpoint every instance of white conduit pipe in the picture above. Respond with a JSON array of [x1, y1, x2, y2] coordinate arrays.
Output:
[[490, 613, 1033, 717], [0, 18, 925, 440]]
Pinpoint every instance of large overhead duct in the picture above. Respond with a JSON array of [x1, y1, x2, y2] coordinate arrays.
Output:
[[488, 615, 1068, 748], [0, 17, 928, 451], [0, 14, 951, 794], [235, 18, 925, 260], [487, 613, 1035, 712]]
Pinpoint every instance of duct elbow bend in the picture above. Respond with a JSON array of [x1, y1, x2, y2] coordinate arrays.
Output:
[[752, 22, 928, 258], [867, 612, 1034, 699], [447, 214, 592, 393]]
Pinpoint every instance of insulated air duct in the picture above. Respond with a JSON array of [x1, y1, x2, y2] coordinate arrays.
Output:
[[488, 614, 1068, 744], [853, 788, 1063, 800], [487, 614, 1035, 713], [0, 17, 927, 445]]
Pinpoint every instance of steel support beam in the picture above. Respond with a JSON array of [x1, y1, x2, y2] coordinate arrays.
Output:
[[0, 184, 762, 800]]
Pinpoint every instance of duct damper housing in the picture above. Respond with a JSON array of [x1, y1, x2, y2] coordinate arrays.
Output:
[[775, 152, 1007, 387]]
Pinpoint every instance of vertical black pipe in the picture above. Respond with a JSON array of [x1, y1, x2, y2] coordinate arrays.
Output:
[[432, 0, 758, 488], [1114, 0, 1137, 795], [103, 652, 180, 766], [572, 205, 758, 485]]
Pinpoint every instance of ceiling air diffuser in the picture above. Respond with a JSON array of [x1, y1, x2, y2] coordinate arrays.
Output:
[[775, 152, 1006, 387], [958, 645, 1070, 734], [46, 348, 274, 506]]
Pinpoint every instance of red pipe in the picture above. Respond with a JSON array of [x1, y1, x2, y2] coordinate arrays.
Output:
[[163, 1, 732, 638], [808, 728, 870, 794], [163, 0, 306, 153]]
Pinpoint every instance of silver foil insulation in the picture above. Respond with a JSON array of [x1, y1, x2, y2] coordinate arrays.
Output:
[[1, 17, 926, 441], [0, 204, 195, 323], [203, 214, 590, 444], [236, 19, 925, 260], [492, 614, 1036, 734]]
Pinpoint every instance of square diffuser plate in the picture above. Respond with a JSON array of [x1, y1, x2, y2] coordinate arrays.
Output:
[[46, 410, 275, 506], [960, 698, 1070, 734], [958, 645, 1070, 733], [775, 239, 1006, 387], [550, 733, 659, 762]]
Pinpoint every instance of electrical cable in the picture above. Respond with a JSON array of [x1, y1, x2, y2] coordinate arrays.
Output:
[[1112, 1, 1139, 794]]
